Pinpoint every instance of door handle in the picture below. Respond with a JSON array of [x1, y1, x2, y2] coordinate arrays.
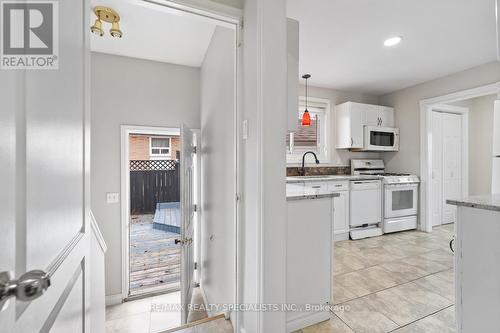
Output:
[[174, 238, 193, 245], [0, 270, 51, 312], [449, 237, 455, 253]]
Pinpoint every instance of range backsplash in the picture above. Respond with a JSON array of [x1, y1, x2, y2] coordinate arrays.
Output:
[[286, 166, 350, 177]]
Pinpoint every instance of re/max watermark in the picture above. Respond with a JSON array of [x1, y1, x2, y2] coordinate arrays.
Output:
[[151, 303, 351, 313]]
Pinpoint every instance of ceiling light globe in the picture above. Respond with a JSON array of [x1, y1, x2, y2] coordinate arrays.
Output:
[[384, 36, 402, 47]]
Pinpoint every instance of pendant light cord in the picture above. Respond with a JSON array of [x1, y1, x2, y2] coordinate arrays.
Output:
[[305, 77, 308, 110]]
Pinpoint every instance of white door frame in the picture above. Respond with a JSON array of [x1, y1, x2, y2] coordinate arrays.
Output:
[[120, 125, 181, 300], [419, 82, 500, 232]]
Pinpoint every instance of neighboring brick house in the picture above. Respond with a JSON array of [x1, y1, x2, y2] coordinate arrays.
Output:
[[129, 134, 180, 161]]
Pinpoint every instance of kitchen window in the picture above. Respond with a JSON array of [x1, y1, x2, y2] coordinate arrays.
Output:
[[150, 137, 171, 158], [286, 100, 329, 164]]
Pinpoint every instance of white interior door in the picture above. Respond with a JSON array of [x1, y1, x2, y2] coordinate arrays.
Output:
[[442, 112, 462, 224], [431, 111, 443, 226], [180, 124, 196, 324], [0, 1, 91, 332]]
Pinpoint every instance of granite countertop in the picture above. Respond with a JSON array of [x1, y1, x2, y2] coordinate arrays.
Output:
[[447, 194, 500, 212], [286, 174, 382, 184], [286, 183, 341, 201]]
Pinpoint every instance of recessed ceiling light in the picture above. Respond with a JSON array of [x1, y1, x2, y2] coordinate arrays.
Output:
[[384, 36, 402, 47]]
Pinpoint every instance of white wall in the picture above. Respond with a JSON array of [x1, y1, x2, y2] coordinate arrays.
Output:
[[199, 26, 235, 310], [91, 52, 201, 297], [468, 94, 497, 195], [379, 61, 500, 175], [296, 84, 381, 166], [241, 0, 288, 331]]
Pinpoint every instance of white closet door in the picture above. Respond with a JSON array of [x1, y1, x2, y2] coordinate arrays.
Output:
[[431, 111, 443, 226], [442, 112, 462, 224]]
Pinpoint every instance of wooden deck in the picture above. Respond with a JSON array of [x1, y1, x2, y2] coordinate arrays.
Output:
[[129, 214, 181, 296]]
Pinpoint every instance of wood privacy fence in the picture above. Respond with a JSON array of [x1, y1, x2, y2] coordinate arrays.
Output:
[[130, 160, 180, 214]]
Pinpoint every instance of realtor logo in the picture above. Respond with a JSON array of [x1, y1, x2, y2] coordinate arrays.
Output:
[[1, 1, 58, 69]]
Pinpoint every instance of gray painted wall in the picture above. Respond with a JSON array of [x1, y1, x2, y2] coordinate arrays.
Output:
[[379, 61, 500, 175], [468, 94, 497, 195], [91, 52, 201, 297], [297, 84, 381, 166], [199, 26, 235, 310]]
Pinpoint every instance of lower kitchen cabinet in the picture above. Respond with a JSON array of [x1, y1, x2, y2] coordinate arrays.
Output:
[[453, 204, 500, 332], [286, 195, 335, 332], [333, 190, 349, 241]]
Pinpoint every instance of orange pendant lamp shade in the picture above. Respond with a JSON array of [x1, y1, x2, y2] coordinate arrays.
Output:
[[301, 74, 312, 127], [302, 110, 311, 126]]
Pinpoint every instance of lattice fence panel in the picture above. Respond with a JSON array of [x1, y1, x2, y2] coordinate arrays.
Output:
[[130, 160, 178, 171]]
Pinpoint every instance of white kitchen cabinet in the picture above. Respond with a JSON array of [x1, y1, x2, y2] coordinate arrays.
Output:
[[364, 105, 394, 127], [333, 190, 350, 241], [287, 18, 300, 132], [336, 102, 395, 149], [336, 102, 364, 149], [453, 203, 500, 332], [380, 106, 395, 127], [286, 196, 334, 332]]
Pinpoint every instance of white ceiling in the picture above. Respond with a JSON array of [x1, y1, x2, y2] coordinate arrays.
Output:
[[90, 0, 217, 67], [287, 0, 498, 95]]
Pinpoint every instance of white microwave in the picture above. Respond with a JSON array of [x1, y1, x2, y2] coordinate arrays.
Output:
[[363, 126, 400, 151]]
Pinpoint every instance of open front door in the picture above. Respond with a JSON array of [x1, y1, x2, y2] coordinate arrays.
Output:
[[0, 1, 93, 332], [180, 124, 196, 324]]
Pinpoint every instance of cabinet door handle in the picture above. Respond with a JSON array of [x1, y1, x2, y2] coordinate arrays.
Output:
[[311, 186, 321, 189], [351, 138, 354, 146], [449, 238, 455, 253]]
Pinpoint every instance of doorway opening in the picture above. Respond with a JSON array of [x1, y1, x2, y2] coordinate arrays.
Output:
[[92, 0, 240, 332], [127, 129, 182, 298], [420, 83, 500, 232]]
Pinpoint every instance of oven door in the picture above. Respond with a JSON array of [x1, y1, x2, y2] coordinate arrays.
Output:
[[364, 126, 400, 151], [384, 183, 418, 219]]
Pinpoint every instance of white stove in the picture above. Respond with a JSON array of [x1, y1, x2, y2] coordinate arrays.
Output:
[[351, 159, 420, 234]]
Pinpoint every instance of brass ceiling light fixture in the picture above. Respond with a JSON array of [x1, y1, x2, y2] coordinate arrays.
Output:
[[91, 6, 122, 38]]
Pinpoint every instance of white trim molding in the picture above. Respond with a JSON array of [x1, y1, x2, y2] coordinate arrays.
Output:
[[105, 294, 123, 306], [90, 210, 107, 253], [419, 82, 500, 232]]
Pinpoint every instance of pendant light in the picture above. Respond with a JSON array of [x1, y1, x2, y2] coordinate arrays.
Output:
[[302, 74, 312, 127]]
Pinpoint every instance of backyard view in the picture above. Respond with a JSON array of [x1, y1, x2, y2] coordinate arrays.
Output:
[[129, 134, 182, 297]]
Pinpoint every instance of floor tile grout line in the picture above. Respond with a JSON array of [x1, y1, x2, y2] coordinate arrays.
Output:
[[386, 304, 455, 333], [334, 243, 453, 277], [333, 266, 453, 306]]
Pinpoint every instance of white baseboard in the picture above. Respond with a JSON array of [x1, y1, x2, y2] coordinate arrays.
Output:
[[334, 232, 349, 242], [105, 294, 123, 306], [286, 311, 330, 333]]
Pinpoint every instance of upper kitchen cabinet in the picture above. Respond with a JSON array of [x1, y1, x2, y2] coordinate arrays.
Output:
[[364, 105, 395, 127], [287, 18, 300, 132], [336, 102, 365, 149], [335, 102, 395, 149]]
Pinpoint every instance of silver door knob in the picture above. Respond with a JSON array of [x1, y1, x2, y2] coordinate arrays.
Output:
[[0, 270, 51, 311]]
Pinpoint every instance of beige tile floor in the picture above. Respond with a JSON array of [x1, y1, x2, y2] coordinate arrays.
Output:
[[296, 224, 457, 333], [105, 289, 232, 333]]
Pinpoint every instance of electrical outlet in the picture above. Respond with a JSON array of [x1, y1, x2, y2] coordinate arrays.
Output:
[[106, 192, 120, 204]]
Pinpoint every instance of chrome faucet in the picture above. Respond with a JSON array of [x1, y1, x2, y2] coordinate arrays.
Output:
[[300, 151, 320, 176]]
